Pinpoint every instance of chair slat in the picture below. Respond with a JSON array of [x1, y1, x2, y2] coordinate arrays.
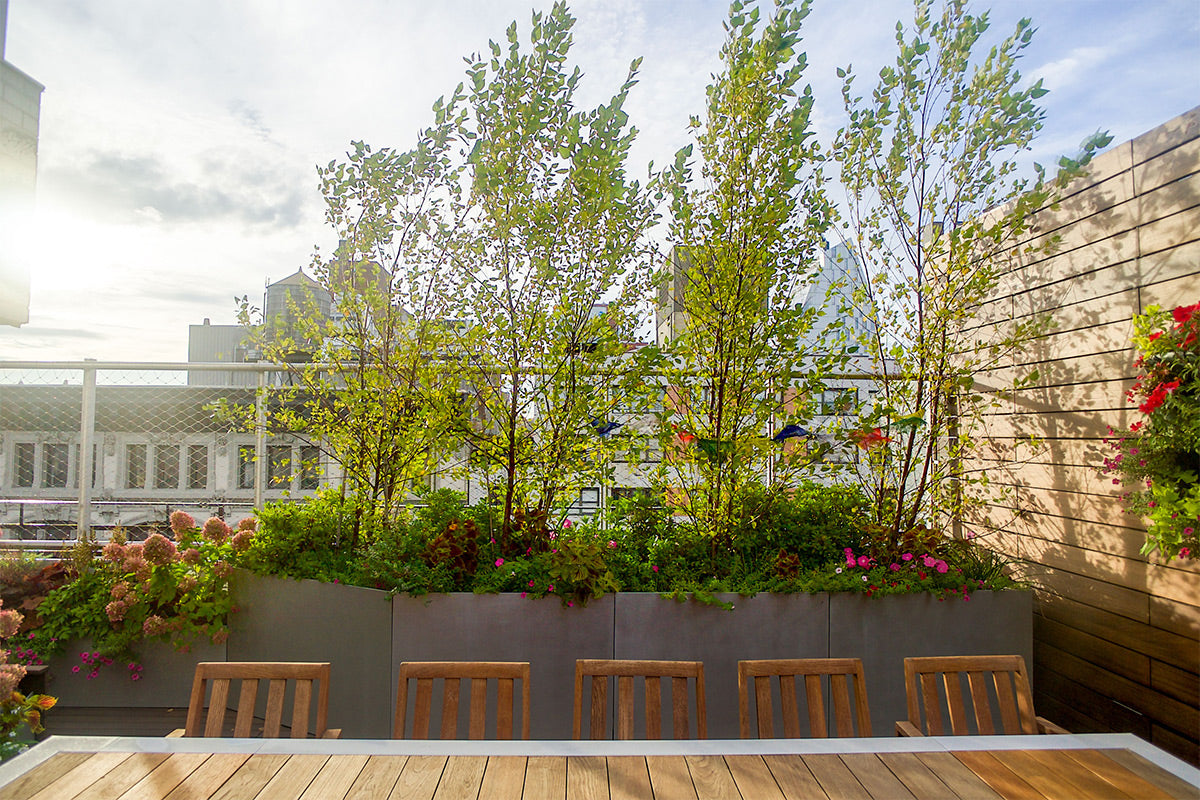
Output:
[[943, 673, 970, 735], [205, 678, 230, 737], [993, 672, 1022, 734], [233, 679, 258, 737], [617, 676, 635, 739], [645, 676, 662, 739], [442, 678, 460, 739], [263, 679, 286, 737], [291, 679, 313, 739], [754, 676, 774, 738], [497, 678, 514, 740], [468, 678, 487, 739], [967, 672, 995, 735], [1011, 669, 1038, 734], [590, 676, 607, 739], [805, 674, 826, 738], [920, 673, 943, 735], [831, 674, 854, 737], [672, 676, 689, 739], [413, 678, 433, 739], [778, 675, 800, 738]]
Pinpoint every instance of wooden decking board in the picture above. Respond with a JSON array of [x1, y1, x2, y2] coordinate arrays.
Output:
[[69, 753, 173, 800], [951, 751, 1044, 800], [0, 752, 93, 800], [682, 755, 738, 800], [1060, 749, 1176, 800], [607, 757, 653, 800], [762, 754, 830, 799], [344, 755, 407, 800], [1101, 748, 1200, 800], [299, 753, 369, 800], [1017, 749, 1137, 800], [477, 756, 525, 800], [253, 754, 329, 800], [646, 756, 699, 800], [912, 752, 1003, 800], [522, 756, 566, 799], [877, 752, 964, 800], [17, 752, 133, 800], [161, 753, 251, 800], [388, 755, 446, 800], [208, 754, 291, 800], [801, 754, 871, 800], [840, 754, 918, 800], [566, 755, 608, 800], [722, 754, 785, 800], [430, 755, 487, 800]]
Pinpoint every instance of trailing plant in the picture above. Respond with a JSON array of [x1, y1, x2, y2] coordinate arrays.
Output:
[[1102, 302, 1200, 561]]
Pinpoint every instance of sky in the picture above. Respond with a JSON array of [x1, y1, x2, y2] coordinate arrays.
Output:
[[1, 0, 1197, 363]]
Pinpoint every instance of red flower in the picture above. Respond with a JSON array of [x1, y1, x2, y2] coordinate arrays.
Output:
[[1139, 380, 1180, 414], [850, 428, 892, 450], [1129, 421, 1143, 432], [1148, 331, 1163, 341], [1172, 303, 1199, 325]]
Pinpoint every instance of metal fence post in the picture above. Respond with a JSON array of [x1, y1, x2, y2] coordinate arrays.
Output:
[[76, 361, 96, 539]]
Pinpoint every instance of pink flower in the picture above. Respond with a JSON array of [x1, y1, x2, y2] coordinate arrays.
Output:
[[528, 580, 535, 588], [142, 533, 177, 566], [236, 517, 257, 532], [889, 563, 900, 571], [1180, 547, 1191, 559], [71, 665, 80, 674], [935, 561, 949, 574], [608, 540, 617, 549], [495, 558, 504, 567], [651, 565, 658, 573], [169, 510, 196, 535], [856, 555, 871, 568], [901, 553, 913, 561], [520, 592, 527, 599], [845, 553, 857, 567], [562, 519, 572, 529], [203, 517, 230, 544], [547, 584, 554, 592], [231, 531, 254, 552], [182, 548, 203, 565]]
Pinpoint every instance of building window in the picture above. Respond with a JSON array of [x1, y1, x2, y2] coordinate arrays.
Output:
[[126, 444, 147, 489], [14, 443, 34, 488], [819, 388, 859, 416], [237, 446, 255, 490], [73, 444, 98, 489], [155, 444, 180, 489], [43, 443, 69, 488], [299, 445, 320, 490], [187, 445, 208, 490], [268, 445, 292, 488]]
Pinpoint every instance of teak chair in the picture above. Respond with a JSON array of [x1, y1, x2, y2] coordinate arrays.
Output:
[[393, 661, 531, 739], [178, 661, 339, 738], [574, 659, 706, 740], [738, 658, 872, 738], [897, 655, 1069, 736]]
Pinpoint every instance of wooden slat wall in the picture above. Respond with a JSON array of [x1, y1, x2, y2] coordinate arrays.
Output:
[[963, 106, 1200, 765]]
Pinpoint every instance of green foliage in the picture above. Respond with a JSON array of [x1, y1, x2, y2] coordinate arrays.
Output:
[[0, 599, 56, 762], [1102, 303, 1200, 561], [656, 0, 840, 542], [239, 490, 364, 583], [831, 0, 1111, 549]]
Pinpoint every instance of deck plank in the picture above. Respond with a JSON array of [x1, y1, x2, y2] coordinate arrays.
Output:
[[683, 755, 739, 800], [607, 757, 652, 800], [479, 756, 526, 800], [300, 754, 370, 800], [875, 752, 959, 800], [209, 754, 291, 800], [523, 756, 566, 799], [0, 753, 93, 800], [117, 753, 212, 800], [912, 752, 1002, 800], [162, 753, 251, 800], [841, 754, 918, 800], [951, 751, 1044, 800], [802, 754, 871, 800], [70, 753, 173, 800], [725, 754, 786, 800], [646, 756, 698, 800], [20, 752, 137, 800], [567, 755, 608, 800], [254, 754, 329, 800], [763, 754, 830, 800], [432, 755, 487, 800], [1100, 748, 1200, 800], [389, 755, 446, 800], [344, 756, 407, 800]]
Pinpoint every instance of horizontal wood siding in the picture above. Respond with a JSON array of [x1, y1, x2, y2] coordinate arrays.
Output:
[[966, 107, 1200, 765]]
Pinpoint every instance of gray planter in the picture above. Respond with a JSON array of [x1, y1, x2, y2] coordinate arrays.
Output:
[[45, 637, 226, 708], [39, 574, 1033, 741]]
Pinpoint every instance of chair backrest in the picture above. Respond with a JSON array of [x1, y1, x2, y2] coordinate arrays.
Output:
[[738, 658, 872, 738], [393, 661, 530, 739], [903, 655, 1039, 735], [574, 659, 706, 740], [184, 661, 332, 738]]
